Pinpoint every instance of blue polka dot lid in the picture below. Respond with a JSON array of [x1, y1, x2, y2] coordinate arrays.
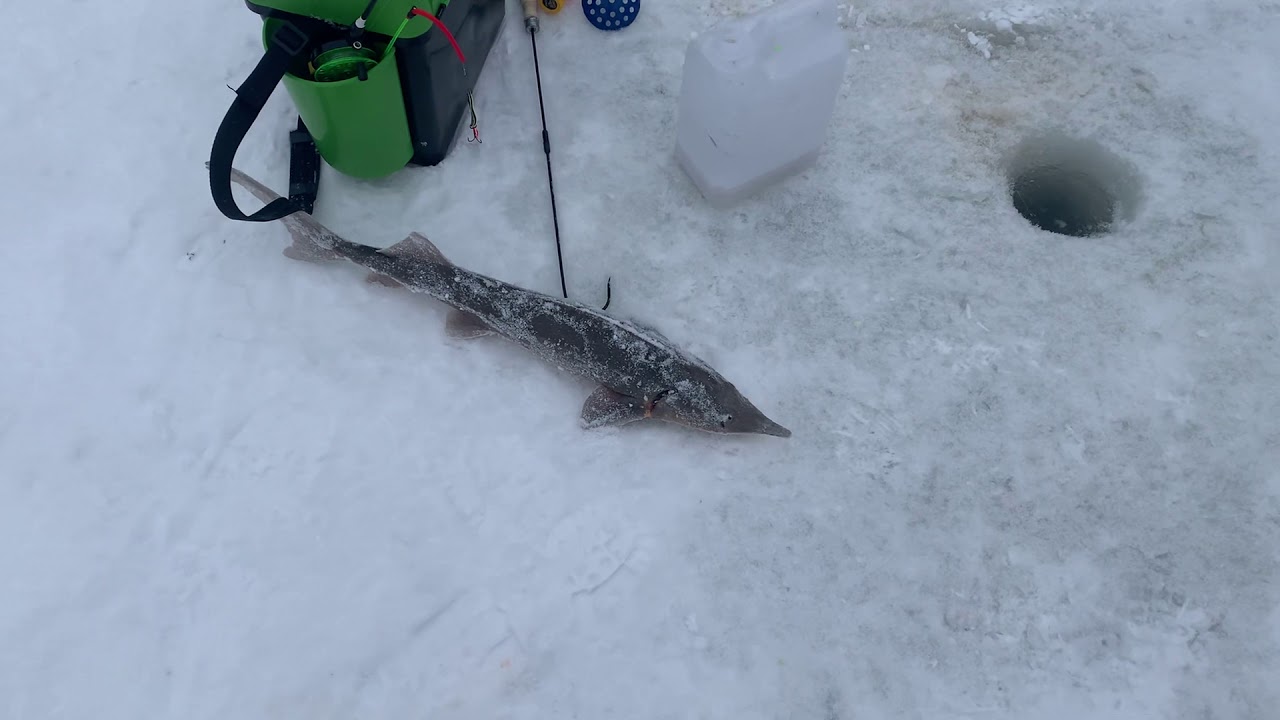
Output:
[[582, 0, 640, 30]]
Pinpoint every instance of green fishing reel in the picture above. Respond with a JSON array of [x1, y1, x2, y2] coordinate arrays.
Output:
[[309, 41, 380, 82]]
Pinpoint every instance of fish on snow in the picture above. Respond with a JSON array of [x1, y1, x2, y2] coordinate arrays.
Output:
[[224, 166, 791, 438]]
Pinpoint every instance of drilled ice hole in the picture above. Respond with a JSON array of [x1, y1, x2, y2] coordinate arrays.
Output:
[[1005, 133, 1143, 237]]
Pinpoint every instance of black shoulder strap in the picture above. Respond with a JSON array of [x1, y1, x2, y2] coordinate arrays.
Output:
[[208, 20, 321, 222]]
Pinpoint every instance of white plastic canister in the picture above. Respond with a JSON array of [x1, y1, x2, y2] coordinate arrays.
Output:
[[675, 0, 849, 207]]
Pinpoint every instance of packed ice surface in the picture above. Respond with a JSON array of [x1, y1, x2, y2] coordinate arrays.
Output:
[[2, 1, 1278, 719], [675, 0, 849, 206]]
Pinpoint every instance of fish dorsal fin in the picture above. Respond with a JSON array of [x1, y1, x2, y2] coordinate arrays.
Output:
[[380, 232, 453, 266]]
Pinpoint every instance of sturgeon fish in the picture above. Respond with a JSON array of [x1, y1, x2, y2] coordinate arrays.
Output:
[[226, 167, 791, 438]]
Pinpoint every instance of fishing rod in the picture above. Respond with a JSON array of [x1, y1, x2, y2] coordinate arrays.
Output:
[[521, 0, 612, 311]]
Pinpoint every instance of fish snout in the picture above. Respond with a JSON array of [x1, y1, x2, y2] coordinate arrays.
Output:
[[730, 407, 791, 438], [756, 417, 792, 438]]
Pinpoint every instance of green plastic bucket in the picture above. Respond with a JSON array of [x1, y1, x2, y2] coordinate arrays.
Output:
[[251, 0, 446, 38], [263, 17, 414, 179]]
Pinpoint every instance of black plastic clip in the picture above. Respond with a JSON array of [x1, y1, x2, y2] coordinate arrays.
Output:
[[271, 21, 310, 57], [288, 118, 321, 215]]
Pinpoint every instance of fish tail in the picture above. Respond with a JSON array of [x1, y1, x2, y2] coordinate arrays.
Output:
[[225, 166, 342, 264]]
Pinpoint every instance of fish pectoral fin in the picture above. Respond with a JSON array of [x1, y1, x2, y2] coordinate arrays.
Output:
[[445, 308, 495, 339], [580, 385, 648, 429], [380, 231, 453, 266], [364, 271, 404, 288], [282, 239, 340, 264]]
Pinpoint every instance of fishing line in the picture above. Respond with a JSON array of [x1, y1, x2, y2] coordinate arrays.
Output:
[[379, 7, 466, 63], [311, 5, 465, 83], [467, 92, 481, 142]]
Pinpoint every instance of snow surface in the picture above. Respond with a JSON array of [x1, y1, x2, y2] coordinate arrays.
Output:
[[3, 1, 1279, 718]]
